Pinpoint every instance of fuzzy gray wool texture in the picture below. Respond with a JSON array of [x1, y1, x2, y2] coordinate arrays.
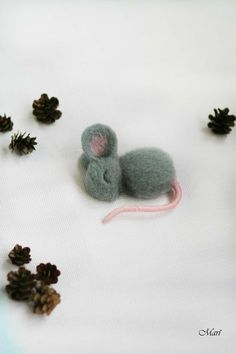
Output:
[[81, 124, 175, 202], [84, 157, 122, 201], [81, 123, 118, 159], [120, 148, 175, 199]]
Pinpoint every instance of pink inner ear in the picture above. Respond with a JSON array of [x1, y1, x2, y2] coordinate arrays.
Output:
[[90, 134, 108, 156]]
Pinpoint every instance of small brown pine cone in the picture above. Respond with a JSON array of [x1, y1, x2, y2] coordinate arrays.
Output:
[[0, 114, 13, 132], [31, 283, 61, 315], [8, 244, 31, 266], [6, 267, 36, 301], [32, 93, 62, 123], [208, 108, 236, 134], [9, 132, 37, 155], [36, 263, 61, 285]]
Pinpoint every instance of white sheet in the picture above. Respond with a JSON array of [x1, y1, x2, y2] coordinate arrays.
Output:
[[0, 1, 236, 353]]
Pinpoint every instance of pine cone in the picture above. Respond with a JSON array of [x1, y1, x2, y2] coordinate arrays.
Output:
[[6, 267, 36, 301], [36, 263, 61, 285], [0, 114, 13, 132], [31, 283, 61, 315], [32, 93, 62, 123], [9, 132, 37, 155], [8, 244, 31, 266], [208, 108, 236, 134]]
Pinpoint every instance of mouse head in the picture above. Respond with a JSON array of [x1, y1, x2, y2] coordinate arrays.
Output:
[[81, 124, 122, 201]]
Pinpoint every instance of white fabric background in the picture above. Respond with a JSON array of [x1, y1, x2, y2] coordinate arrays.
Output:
[[0, 1, 236, 353]]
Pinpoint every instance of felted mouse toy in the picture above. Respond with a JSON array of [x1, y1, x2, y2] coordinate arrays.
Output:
[[80, 124, 182, 223]]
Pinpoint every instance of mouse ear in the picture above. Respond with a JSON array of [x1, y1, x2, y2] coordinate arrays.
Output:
[[81, 124, 118, 159]]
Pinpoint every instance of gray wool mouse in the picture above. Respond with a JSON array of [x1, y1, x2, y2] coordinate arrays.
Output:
[[80, 123, 181, 223]]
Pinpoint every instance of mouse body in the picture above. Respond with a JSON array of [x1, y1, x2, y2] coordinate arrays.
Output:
[[80, 123, 181, 222], [120, 148, 175, 199]]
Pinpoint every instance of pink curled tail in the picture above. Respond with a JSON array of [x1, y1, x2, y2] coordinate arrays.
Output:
[[102, 179, 182, 224]]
